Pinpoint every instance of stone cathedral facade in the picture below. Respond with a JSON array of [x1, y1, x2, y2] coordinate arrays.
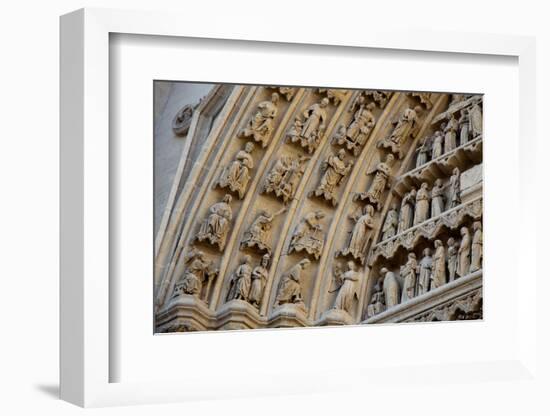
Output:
[[154, 84, 483, 332]]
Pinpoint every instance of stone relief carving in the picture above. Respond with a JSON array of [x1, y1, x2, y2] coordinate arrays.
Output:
[[377, 105, 423, 159], [447, 237, 458, 282], [408, 289, 482, 322], [416, 136, 431, 168], [226, 255, 253, 302], [409, 92, 435, 109], [309, 149, 353, 206], [431, 179, 445, 217], [249, 254, 270, 308], [362, 90, 391, 109], [468, 100, 483, 138], [318, 88, 348, 105], [413, 182, 430, 225], [289, 211, 326, 260], [195, 194, 233, 251], [267, 86, 297, 101], [366, 277, 386, 318], [172, 247, 218, 301], [400, 252, 418, 303], [262, 154, 309, 203], [397, 189, 416, 234], [417, 247, 433, 296], [457, 226, 471, 277], [330, 260, 360, 314], [339, 204, 375, 264], [240, 207, 286, 254], [443, 113, 459, 154], [431, 129, 444, 160], [431, 239, 447, 290], [287, 98, 330, 154], [239, 92, 279, 147], [449, 167, 461, 208], [381, 204, 398, 241], [382, 267, 400, 308], [216, 141, 255, 199], [172, 103, 194, 136], [470, 221, 483, 272], [274, 259, 311, 311], [332, 98, 376, 155], [355, 154, 395, 209]]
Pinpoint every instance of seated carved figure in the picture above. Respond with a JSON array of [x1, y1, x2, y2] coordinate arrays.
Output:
[[332, 97, 376, 155], [366, 278, 386, 318], [216, 142, 255, 199], [274, 259, 311, 311], [355, 154, 394, 210], [239, 93, 279, 147], [172, 247, 218, 302], [240, 208, 286, 254], [287, 98, 330, 154], [195, 194, 233, 251], [377, 105, 422, 159], [289, 211, 325, 260], [262, 155, 309, 203], [310, 149, 353, 206]]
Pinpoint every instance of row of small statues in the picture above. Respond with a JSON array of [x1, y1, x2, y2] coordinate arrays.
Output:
[[367, 221, 482, 318], [380, 167, 462, 241], [414, 98, 483, 169]]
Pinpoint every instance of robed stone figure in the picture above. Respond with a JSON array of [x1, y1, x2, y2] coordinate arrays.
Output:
[[275, 259, 311, 310]]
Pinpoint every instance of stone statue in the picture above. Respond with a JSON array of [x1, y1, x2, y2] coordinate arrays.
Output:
[[416, 136, 431, 168], [431, 178, 446, 217], [240, 207, 286, 254], [172, 247, 218, 300], [331, 260, 360, 314], [447, 237, 458, 282], [382, 267, 400, 308], [457, 226, 471, 277], [431, 130, 444, 159], [287, 98, 330, 153], [249, 254, 270, 308], [381, 204, 398, 241], [443, 113, 458, 154], [366, 277, 386, 318], [262, 155, 309, 203], [417, 247, 433, 296], [468, 100, 483, 138], [378, 105, 422, 158], [226, 255, 253, 302], [268, 86, 296, 101], [401, 252, 418, 303], [216, 142, 255, 199], [458, 108, 470, 146], [356, 154, 395, 209], [413, 182, 430, 225], [364, 90, 391, 109], [340, 204, 375, 263], [470, 221, 483, 272], [318, 88, 348, 105], [195, 194, 233, 251], [239, 92, 279, 147], [431, 240, 447, 290], [310, 149, 353, 206], [449, 167, 461, 208], [398, 189, 416, 233], [275, 259, 311, 310], [333, 98, 376, 155], [289, 211, 325, 260]]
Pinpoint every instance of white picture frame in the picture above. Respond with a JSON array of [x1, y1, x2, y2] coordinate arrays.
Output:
[[60, 7, 538, 408]]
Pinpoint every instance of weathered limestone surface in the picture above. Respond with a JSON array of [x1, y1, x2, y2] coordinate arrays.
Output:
[[154, 83, 484, 332]]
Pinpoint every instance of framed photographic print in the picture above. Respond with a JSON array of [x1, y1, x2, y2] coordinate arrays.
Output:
[[60, 7, 538, 409]]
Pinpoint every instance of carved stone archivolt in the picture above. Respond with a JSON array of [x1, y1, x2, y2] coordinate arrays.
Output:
[[155, 85, 483, 332]]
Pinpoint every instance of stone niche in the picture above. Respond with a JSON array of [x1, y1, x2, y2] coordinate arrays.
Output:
[[153, 82, 483, 333]]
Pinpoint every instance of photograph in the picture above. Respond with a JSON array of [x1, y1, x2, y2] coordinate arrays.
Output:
[[154, 83, 483, 333]]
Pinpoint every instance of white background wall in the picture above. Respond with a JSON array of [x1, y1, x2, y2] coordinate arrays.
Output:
[[0, 1, 547, 415]]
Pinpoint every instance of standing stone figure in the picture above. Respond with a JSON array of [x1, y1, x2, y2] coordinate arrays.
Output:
[[444, 113, 458, 153], [173, 248, 218, 300], [382, 267, 400, 308], [416, 136, 431, 168], [332, 261, 360, 314], [275, 259, 311, 310], [447, 237, 458, 282], [470, 221, 483, 272], [417, 248, 433, 296], [263, 155, 309, 203], [431, 178, 446, 217], [240, 207, 286, 254], [239, 92, 279, 147], [381, 204, 399, 241], [334, 97, 376, 155], [340, 204, 375, 263], [357, 154, 395, 209], [366, 278, 386, 318], [431, 130, 444, 159], [288, 97, 330, 153], [226, 255, 253, 302], [457, 226, 471, 277], [401, 252, 418, 303], [468, 100, 483, 138], [431, 240, 447, 290], [196, 194, 233, 251], [378, 105, 422, 158], [458, 108, 470, 146], [449, 167, 461, 208], [311, 149, 353, 206], [249, 254, 270, 308], [413, 183, 431, 225], [289, 211, 326, 260], [398, 189, 416, 233], [217, 142, 255, 199]]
